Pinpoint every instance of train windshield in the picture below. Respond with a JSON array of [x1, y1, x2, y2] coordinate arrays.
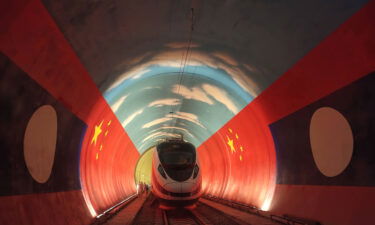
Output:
[[161, 151, 194, 168], [157, 141, 196, 181], [159, 143, 195, 169]]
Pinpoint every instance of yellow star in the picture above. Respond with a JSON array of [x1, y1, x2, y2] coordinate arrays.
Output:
[[91, 121, 103, 146], [107, 120, 112, 126], [105, 130, 109, 136], [239, 155, 243, 161], [227, 135, 236, 153], [235, 133, 239, 139], [100, 145, 103, 151], [96, 153, 99, 160], [228, 128, 233, 133], [240, 146, 244, 152]]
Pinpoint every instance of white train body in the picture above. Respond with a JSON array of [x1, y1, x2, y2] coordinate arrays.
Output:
[[151, 140, 202, 206]]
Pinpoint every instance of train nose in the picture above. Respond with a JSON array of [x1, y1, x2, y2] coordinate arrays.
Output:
[[180, 182, 197, 192], [163, 181, 198, 193]]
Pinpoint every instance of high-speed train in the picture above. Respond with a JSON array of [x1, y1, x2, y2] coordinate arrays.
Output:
[[151, 138, 202, 206]]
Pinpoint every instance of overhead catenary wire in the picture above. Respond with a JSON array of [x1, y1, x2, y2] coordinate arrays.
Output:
[[175, 8, 195, 94], [169, 8, 195, 130]]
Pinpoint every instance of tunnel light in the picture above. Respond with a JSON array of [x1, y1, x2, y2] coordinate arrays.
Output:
[[81, 183, 97, 217], [260, 196, 273, 211], [87, 201, 97, 218], [260, 201, 271, 211], [260, 176, 276, 212]]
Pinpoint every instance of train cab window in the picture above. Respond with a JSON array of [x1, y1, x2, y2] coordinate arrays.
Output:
[[162, 152, 194, 168], [157, 141, 196, 181]]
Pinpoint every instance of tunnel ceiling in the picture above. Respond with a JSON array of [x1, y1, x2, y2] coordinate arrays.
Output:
[[40, 0, 369, 153]]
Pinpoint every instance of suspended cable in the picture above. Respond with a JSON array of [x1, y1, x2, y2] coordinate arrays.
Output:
[[170, 8, 195, 115], [167, 8, 195, 138]]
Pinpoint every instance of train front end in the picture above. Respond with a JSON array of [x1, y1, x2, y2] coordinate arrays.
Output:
[[151, 139, 202, 207]]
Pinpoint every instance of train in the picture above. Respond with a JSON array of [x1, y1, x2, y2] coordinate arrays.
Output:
[[151, 138, 202, 207]]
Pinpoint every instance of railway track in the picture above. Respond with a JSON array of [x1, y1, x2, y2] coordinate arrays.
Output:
[[193, 201, 246, 225], [163, 208, 203, 225], [130, 195, 246, 225], [162, 201, 246, 225], [96, 193, 285, 225], [113, 193, 286, 225], [131, 194, 164, 225]]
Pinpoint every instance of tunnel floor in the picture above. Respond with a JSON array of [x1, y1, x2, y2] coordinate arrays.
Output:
[[92, 193, 285, 225]]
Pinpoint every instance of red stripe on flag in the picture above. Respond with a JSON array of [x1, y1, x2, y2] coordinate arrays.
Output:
[[0, 0, 139, 218], [198, 0, 375, 219], [253, 0, 375, 125]]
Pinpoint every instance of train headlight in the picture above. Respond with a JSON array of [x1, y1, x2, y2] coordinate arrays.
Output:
[[158, 164, 167, 179], [193, 164, 199, 179]]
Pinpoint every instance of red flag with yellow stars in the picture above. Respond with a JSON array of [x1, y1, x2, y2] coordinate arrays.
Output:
[[80, 103, 140, 216], [225, 128, 245, 162], [197, 105, 276, 209], [0, 0, 140, 220], [90, 120, 112, 161]]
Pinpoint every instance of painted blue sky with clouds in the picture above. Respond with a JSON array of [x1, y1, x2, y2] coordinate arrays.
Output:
[[105, 62, 254, 153]]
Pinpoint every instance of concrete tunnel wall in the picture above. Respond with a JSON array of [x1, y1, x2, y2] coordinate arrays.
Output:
[[1, 0, 375, 225]]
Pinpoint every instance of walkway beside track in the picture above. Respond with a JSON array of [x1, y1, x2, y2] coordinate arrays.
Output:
[[199, 198, 281, 225], [104, 192, 148, 225]]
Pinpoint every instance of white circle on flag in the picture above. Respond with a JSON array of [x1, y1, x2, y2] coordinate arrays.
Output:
[[309, 107, 353, 177], [23, 105, 58, 183]]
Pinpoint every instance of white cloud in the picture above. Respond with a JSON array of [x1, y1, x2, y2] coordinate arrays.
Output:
[[167, 111, 205, 129], [132, 69, 151, 79], [141, 111, 205, 132], [111, 95, 128, 113], [106, 49, 258, 100], [155, 126, 195, 138], [142, 131, 180, 143], [122, 109, 144, 127], [172, 84, 214, 105], [142, 117, 173, 129], [142, 86, 162, 91], [177, 122, 188, 127], [155, 50, 257, 96], [202, 83, 239, 114], [148, 98, 181, 107], [220, 65, 259, 97], [212, 52, 238, 66], [107, 68, 151, 91]]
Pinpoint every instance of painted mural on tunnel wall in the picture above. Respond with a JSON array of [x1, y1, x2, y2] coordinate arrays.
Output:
[[199, 1, 375, 225], [0, 53, 90, 225], [104, 68, 252, 152], [41, 0, 369, 154], [0, 53, 85, 195], [256, 2, 375, 224], [271, 73, 375, 186], [0, 0, 140, 223], [1, 0, 375, 225]]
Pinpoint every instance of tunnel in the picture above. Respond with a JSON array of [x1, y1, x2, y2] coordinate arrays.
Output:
[[1, 0, 374, 224]]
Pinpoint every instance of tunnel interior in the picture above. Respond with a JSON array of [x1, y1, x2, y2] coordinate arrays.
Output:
[[135, 147, 153, 186], [1, 0, 375, 225]]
